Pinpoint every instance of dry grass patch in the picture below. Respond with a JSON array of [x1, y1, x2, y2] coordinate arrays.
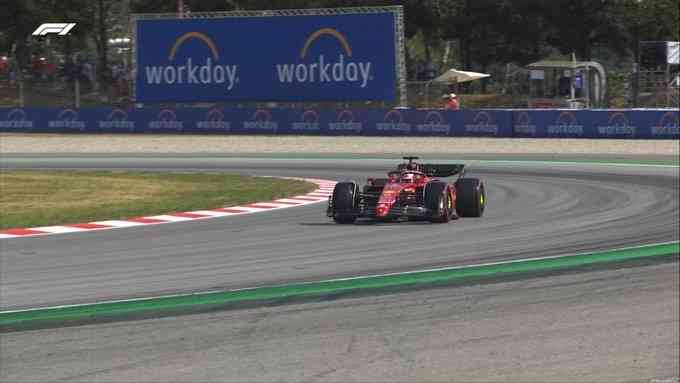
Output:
[[0, 171, 315, 229]]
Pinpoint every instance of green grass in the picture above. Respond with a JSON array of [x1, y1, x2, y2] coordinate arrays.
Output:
[[0, 170, 316, 229]]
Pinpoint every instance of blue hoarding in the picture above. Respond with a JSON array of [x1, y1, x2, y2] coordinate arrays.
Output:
[[511, 109, 679, 139], [1, 107, 677, 139], [135, 13, 397, 103]]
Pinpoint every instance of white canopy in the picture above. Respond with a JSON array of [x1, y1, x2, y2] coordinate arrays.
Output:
[[667, 41, 679, 65], [432, 69, 490, 84]]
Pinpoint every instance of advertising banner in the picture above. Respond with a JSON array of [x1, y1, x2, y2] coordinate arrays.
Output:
[[511, 109, 679, 139], [512, 110, 590, 138], [1, 107, 677, 139], [135, 13, 397, 103]]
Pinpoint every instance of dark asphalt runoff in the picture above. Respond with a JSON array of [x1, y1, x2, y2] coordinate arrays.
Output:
[[0, 156, 678, 310], [2, 259, 677, 382]]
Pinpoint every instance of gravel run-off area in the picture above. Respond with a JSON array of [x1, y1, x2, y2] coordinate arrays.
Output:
[[1, 133, 677, 155]]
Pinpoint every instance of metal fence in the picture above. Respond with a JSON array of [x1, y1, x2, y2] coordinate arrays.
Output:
[[1, 62, 676, 109], [0, 60, 132, 108]]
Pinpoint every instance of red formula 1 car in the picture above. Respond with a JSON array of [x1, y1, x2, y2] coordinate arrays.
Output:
[[327, 156, 486, 223]]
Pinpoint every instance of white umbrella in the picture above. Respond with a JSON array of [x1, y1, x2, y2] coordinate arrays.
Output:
[[432, 69, 490, 84], [423, 69, 490, 106]]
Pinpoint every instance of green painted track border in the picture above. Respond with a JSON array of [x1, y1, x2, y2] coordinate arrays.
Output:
[[1, 241, 677, 332]]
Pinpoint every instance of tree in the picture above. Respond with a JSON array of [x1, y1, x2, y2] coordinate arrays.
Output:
[[612, 0, 680, 60], [91, 0, 116, 92], [542, 0, 628, 60], [0, 0, 43, 67], [130, 0, 176, 13]]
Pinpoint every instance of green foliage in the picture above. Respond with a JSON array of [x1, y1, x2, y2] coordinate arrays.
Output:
[[607, 71, 630, 108], [3, 0, 677, 104], [131, 0, 179, 13], [614, 0, 680, 42]]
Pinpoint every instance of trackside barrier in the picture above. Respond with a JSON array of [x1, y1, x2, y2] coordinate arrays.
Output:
[[0, 108, 677, 139]]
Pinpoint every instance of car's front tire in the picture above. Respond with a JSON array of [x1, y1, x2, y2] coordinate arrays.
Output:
[[424, 181, 451, 223], [331, 182, 358, 224], [455, 178, 485, 217]]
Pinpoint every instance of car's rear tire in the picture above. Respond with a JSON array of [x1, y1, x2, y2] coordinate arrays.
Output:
[[455, 178, 485, 217], [332, 182, 358, 224], [424, 181, 451, 223]]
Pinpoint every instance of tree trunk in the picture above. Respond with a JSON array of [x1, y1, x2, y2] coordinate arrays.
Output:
[[481, 62, 488, 94], [582, 43, 591, 61], [96, 0, 109, 96], [423, 32, 432, 64], [462, 0, 472, 71], [479, 25, 489, 94], [460, 0, 472, 93], [13, 39, 31, 106]]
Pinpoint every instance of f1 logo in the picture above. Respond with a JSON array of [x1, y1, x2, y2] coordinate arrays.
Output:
[[32, 23, 77, 36]]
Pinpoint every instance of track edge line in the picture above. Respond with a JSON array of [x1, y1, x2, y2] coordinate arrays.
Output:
[[1, 241, 677, 330]]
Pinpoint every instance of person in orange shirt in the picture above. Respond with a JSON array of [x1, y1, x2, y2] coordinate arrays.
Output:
[[441, 93, 460, 110]]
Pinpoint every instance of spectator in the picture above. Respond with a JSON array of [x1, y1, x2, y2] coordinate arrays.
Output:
[[46, 61, 57, 83], [82, 62, 93, 84], [9, 68, 16, 86], [441, 93, 460, 110], [0, 56, 8, 76]]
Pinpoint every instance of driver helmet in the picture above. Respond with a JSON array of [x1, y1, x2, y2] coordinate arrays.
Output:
[[401, 172, 415, 183]]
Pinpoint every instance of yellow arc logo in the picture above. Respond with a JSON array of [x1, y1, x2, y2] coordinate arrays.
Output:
[[169, 32, 220, 61], [300, 28, 352, 59], [144, 30, 238, 90]]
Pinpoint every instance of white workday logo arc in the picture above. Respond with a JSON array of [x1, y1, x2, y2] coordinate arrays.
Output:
[[514, 112, 536, 135], [0, 109, 34, 129], [464, 111, 499, 135], [197, 108, 230, 131], [149, 109, 183, 130], [329, 109, 362, 132], [377, 109, 411, 133], [243, 109, 278, 131], [99, 109, 135, 130], [597, 112, 636, 137], [416, 111, 451, 135], [49, 109, 85, 130], [292, 110, 321, 132], [276, 28, 373, 89], [651, 112, 679, 136], [547, 112, 584, 136], [143, 32, 239, 91]]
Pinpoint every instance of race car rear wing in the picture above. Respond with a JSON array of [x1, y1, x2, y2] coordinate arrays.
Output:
[[422, 164, 465, 178]]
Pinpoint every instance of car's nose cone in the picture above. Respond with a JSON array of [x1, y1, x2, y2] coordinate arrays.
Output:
[[377, 203, 389, 217]]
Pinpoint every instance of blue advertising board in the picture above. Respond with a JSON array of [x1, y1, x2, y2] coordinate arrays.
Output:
[[1, 107, 677, 139], [135, 13, 397, 103], [511, 109, 679, 139], [512, 110, 592, 138]]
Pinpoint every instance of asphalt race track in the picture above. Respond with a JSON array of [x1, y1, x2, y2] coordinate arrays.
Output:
[[0, 155, 678, 381], [0, 156, 678, 310], [2, 260, 677, 382]]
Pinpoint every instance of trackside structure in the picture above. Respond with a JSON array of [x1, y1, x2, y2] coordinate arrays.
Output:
[[130, 6, 407, 106]]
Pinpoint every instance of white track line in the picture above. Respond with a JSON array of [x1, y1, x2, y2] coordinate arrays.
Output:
[[91, 220, 146, 228], [0, 178, 336, 239], [189, 210, 240, 217], [31, 226, 88, 234], [3, 241, 675, 314], [144, 215, 198, 222]]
